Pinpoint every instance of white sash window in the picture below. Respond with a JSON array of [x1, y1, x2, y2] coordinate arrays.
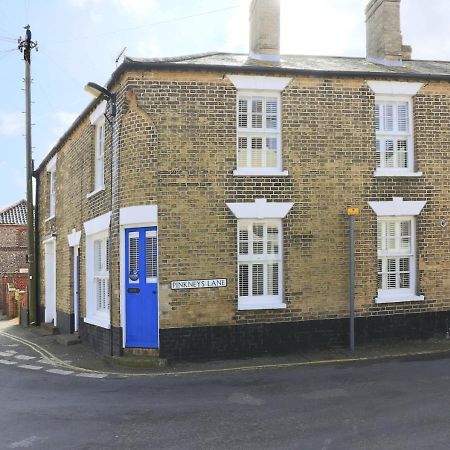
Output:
[[93, 235, 110, 312], [94, 119, 105, 190], [238, 220, 283, 309], [237, 95, 280, 171]]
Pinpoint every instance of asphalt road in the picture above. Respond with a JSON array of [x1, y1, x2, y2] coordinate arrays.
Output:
[[1, 341, 450, 450]]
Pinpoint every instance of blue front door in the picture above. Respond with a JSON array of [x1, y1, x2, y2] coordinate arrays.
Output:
[[125, 227, 159, 348]]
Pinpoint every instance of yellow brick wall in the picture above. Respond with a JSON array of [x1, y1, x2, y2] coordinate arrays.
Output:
[[36, 68, 450, 333]]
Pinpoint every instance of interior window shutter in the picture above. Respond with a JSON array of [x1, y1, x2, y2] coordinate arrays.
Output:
[[238, 99, 248, 128], [397, 103, 409, 132], [375, 104, 381, 131], [265, 98, 278, 129], [251, 98, 263, 129], [383, 104, 394, 132]]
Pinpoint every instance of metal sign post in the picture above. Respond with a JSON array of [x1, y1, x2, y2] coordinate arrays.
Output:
[[347, 207, 360, 352]]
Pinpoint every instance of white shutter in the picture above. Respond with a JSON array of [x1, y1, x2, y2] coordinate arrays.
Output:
[[265, 98, 278, 129], [238, 99, 248, 128], [383, 104, 394, 131], [251, 98, 263, 129], [397, 103, 409, 132], [375, 104, 381, 131]]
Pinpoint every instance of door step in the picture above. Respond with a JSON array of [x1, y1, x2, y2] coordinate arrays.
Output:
[[124, 348, 160, 357], [33, 322, 59, 336]]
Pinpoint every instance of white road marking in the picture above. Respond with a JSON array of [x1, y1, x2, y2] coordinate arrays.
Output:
[[8, 435, 40, 448], [14, 355, 36, 361], [18, 364, 42, 370], [37, 358, 54, 365], [46, 368, 74, 376], [0, 359, 18, 365], [0, 351, 16, 357], [76, 372, 107, 379]]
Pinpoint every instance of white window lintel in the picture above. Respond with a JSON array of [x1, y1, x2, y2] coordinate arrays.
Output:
[[119, 205, 158, 226], [367, 81, 423, 96], [84, 212, 111, 236], [46, 155, 57, 173], [228, 75, 292, 92], [369, 197, 426, 216], [89, 100, 107, 125], [67, 228, 81, 247], [227, 198, 294, 219]]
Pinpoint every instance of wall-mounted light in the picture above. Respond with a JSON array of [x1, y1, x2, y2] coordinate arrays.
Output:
[[84, 81, 116, 117]]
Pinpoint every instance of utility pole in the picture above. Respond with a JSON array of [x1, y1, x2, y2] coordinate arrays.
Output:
[[18, 26, 38, 325], [347, 207, 360, 352]]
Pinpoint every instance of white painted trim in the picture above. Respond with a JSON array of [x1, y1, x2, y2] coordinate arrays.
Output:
[[248, 51, 280, 63], [86, 186, 105, 199], [43, 237, 57, 326], [227, 75, 291, 91], [227, 198, 294, 219], [119, 205, 158, 226], [67, 229, 81, 247], [46, 155, 57, 173], [373, 169, 423, 178], [367, 81, 423, 96], [367, 57, 403, 67], [238, 299, 286, 310], [84, 316, 111, 329], [89, 100, 107, 124], [233, 169, 289, 177], [73, 245, 79, 333], [368, 197, 426, 216], [375, 294, 424, 304], [84, 212, 111, 236]]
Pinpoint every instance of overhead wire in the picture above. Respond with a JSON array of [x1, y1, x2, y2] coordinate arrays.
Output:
[[52, 4, 240, 44]]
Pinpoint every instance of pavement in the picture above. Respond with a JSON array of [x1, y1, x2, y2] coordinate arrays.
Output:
[[2, 313, 450, 378]]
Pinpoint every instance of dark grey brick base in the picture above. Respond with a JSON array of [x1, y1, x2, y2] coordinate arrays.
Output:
[[159, 311, 450, 361], [56, 310, 74, 334], [79, 319, 122, 356]]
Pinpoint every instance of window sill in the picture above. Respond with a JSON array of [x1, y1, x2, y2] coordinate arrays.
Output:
[[84, 314, 111, 329], [373, 169, 423, 178], [375, 293, 424, 304], [233, 169, 289, 177], [86, 186, 105, 199], [238, 298, 286, 310], [45, 215, 55, 223]]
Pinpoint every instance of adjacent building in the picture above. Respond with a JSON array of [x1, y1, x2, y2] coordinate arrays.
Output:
[[34, 0, 450, 359], [0, 200, 28, 318]]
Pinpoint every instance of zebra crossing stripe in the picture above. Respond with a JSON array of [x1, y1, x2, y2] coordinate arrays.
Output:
[[46, 368, 74, 376], [76, 372, 107, 379], [15, 354, 36, 361], [18, 364, 42, 370], [0, 359, 17, 365]]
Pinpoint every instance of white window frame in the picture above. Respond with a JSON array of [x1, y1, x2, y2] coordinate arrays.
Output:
[[369, 197, 425, 304], [227, 198, 294, 310], [46, 156, 57, 219], [84, 212, 111, 328], [237, 219, 284, 310], [94, 117, 105, 191], [368, 81, 423, 177], [87, 101, 107, 198], [228, 75, 291, 177]]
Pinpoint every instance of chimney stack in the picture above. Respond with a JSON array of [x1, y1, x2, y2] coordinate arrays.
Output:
[[249, 0, 280, 63], [365, 0, 411, 66]]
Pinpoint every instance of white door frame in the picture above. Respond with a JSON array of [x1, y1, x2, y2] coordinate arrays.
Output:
[[43, 237, 57, 325], [73, 245, 80, 332]]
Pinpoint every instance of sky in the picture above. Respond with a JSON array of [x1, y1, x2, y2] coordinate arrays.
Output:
[[0, 0, 450, 209]]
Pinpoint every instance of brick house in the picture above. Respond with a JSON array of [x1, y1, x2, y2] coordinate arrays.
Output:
[[0, 200, 28, 318], [34, 0, 450, 359]]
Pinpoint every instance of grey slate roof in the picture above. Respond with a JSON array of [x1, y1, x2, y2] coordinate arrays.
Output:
[[125, 52, 450, 77], [0, 200, 27, 225]]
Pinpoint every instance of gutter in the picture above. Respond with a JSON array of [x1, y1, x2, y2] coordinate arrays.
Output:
[[34, 59, 450, 175]]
